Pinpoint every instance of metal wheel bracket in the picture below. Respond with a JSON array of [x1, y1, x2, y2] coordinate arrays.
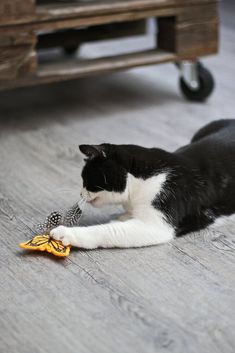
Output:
[[179, 61, 200, 90]]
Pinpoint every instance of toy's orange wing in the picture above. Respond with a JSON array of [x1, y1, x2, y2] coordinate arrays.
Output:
[[20, 234, 71, 257], [20, 235, 50, 251]]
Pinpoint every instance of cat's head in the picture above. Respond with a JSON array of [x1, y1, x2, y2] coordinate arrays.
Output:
[[79, 144, 128, 207]]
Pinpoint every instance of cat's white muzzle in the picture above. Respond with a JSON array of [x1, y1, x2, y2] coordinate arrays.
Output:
[[80, 188, 101, 206]]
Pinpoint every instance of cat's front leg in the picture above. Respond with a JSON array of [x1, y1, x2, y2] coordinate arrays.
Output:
[[50, 218, 174, 249]]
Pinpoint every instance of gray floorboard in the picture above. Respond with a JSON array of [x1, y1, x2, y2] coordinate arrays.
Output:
[[0, 2, 235, 353]]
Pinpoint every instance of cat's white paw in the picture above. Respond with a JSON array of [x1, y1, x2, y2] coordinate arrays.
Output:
[[50, 225, 75, 246], [50, 226, 97, 249]]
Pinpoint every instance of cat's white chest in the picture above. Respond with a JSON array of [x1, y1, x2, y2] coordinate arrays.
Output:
[[127, 172, 167, 207]]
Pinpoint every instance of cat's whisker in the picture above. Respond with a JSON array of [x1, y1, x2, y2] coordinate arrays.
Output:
[[103, 172, 107, 185], [79, 196, 87, 203], [94, 185, 105, 191], [78, 197, 87, 210]]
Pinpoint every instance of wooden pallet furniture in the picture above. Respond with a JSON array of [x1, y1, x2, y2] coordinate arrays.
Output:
[[0, 0, 219, 100]]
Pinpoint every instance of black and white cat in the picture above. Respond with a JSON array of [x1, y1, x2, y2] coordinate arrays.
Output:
[[51, 119, 235, 249]]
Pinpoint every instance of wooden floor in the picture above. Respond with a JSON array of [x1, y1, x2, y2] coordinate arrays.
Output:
[[0, 2, 235, 353]]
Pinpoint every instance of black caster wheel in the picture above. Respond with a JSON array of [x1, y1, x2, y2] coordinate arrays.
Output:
[[63, 45, 80, 55], [179, 63, 215, 102]]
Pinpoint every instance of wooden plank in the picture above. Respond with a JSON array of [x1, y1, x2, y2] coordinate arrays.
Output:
[[35, 0, 217, 23], [0, 45, 37, 80], [158, 19, 218, 57], [0, 1, 218, 30], [0, 7, 214, 35], [0, 49, 176, 90], [175, 3, 219, 57], [0, 0, 35, 26], [176, 20, 218, 57], [177, 3, 218, 22], [0, 0, 218, 26], [158, 3, 219, 58], [0, 29, 37, 80], [17, 50, 37, 77], [0, 8, 177, 34], [38, 49, 176, 78], [0, 31, 36, 48]]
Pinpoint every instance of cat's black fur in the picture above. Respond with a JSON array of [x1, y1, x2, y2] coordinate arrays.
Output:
[[80, 119, 235, 236]]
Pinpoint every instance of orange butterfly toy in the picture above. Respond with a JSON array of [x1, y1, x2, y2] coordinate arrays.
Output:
[[19, 202, 83, 257], [20, 234, 71, 257]]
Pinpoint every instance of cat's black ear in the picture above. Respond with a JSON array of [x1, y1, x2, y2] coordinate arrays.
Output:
[[79, 144, 106, 159]]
